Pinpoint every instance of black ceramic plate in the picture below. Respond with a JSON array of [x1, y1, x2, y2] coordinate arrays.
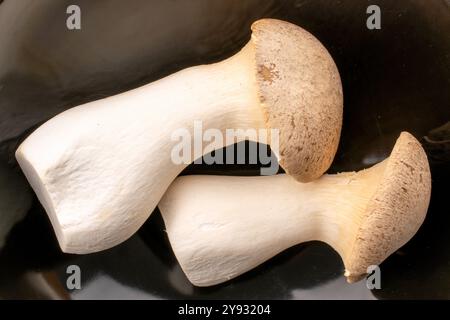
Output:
[[0, 0, 449, 299]]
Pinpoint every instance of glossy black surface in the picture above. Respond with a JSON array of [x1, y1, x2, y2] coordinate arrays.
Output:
[[0, 0, 449, 299]]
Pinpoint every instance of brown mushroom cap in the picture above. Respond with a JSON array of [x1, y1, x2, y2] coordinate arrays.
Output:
[[345, 132, 431, 282], [251, 19, 343, 182]]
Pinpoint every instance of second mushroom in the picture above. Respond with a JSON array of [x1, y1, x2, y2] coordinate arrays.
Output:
[[159, 132, 431, 286]]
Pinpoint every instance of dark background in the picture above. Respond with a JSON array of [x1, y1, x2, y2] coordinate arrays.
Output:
[[0, 0, 449, 299]]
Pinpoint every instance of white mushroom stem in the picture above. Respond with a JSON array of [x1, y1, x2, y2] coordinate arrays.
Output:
[[159, 132, 431, 286], [15, 19, 343, 254]]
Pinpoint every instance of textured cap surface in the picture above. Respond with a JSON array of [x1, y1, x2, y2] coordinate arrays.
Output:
[[345, 132, 431, 282], [251, 19, 343, 182]]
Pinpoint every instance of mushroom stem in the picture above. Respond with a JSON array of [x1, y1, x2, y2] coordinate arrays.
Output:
[[159, 132, 431, 286]]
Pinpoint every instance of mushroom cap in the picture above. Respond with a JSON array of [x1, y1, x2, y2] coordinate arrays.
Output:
[[250, 19, 343, 182], [344, 132, 431, 282]]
